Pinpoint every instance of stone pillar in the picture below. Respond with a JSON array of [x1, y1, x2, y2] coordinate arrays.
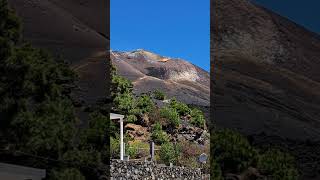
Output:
[[150, 141, 155, 161]]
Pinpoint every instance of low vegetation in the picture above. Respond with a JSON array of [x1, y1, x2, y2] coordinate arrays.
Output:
[[211, 129, 258, 173], [153, 89, 166, 100], [169, 98, 191, 116], [190, 108, 205, 128], [211, 129, 299, 179], [159, 142, 180, 165], [160, 106, 180, 128], [257, 149, 299, 180], [151, 122, 169, 144], [126, 140, 149, 159]]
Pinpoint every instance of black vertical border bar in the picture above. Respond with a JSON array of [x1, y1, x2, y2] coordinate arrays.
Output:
[[210, 0, 215, 178], [106, 0, 111, 179]]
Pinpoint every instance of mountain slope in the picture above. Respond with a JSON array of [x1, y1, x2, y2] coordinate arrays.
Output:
[[8, 0, 108, 109], [213, 0, 320, 178], [111, 49, 210, 107]]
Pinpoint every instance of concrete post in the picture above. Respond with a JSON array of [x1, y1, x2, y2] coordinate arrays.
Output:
[[110, 113, 125, 161]]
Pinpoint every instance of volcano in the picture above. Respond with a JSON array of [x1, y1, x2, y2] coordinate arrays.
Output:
[[111, 49, 210, 107]]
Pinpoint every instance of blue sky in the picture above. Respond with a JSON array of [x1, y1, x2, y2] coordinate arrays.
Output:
[[111, 0, 210, 72], [254, 0, 320, 34]]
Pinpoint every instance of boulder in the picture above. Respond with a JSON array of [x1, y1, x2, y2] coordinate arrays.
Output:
[[125, 123, 149, 141]]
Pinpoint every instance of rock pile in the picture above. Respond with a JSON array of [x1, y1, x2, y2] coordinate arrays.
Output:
[[110, 159, 202, 180]]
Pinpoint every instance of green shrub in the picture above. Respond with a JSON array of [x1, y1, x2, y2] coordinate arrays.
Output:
[[126, 140, 149, 159], [49, 168, 85, 180], [81, 111, 109, 150], [126, 114, 137, 123], [153, 90, 166, 100], [0, 0, 21, 43], [190, 108, 205, 128], [113, 92, 135, 113], [62, 149, 102, 168], [151, 122, 169, 144], [160, 107, 180, 128], [135, 95, 154, 114], [257, 149, 299, 180], [126, 144, 138, 159], [160, 142, 179, 165], [110, 136, 120, 158], [111, 75, 133, 97], [12, 98, 77, 157], [169, 98, 190, 116], [211, 129, 258, 173], [211, 159, 224, 180], [109, 118, 118, 137]]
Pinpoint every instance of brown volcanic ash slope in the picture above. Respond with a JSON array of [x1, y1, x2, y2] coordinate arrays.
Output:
[[8, 0, 108, 111], [111, 49, 210, 107], [213, 0, 320, 178]]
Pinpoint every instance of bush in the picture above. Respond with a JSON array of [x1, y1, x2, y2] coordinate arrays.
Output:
[[126, 140, 149, 159], [12, 98, 77, 157], [179, 140, 201, 157], [111, 75, 133, 97], [151, 122, 169, 145], [169, 98, 190, 116], [160, 142, 179, 165], [211, 159, 224, 180], [109, 118, 118, 137], [126, 114, 137, 123], [160, 107, 180, 128], [62, 149, 102, 168], [126, 144, 138, 159], [82, 111, 109, 149], [135, 95, 154, 114], [0, 0, 21, 43], [177, 141, 201, 168], [148, 108, 162, 125], [257, 149, 299, 180], [113, 92, 135, 114], [211, 129, 258, 173], [153, 90, 166, 100], [110, 136, 120, 158], [49, 168, 85, 180], [190, 108, 205, 128]]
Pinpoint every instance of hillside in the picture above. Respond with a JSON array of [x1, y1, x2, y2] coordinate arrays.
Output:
[[8, 0, 108, 119], [111, 49, 210, 107], [213, 0, 320, 178]]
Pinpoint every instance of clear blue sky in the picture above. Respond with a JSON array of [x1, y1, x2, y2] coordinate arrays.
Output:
[[111, 0, 210, 72], [254, 0, 320, 34]]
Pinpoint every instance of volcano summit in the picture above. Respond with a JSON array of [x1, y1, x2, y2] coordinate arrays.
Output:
[[111, 49, 210, 107]]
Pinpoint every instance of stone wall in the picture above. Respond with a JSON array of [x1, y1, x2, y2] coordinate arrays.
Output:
[[110, 159, 203, 180]]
